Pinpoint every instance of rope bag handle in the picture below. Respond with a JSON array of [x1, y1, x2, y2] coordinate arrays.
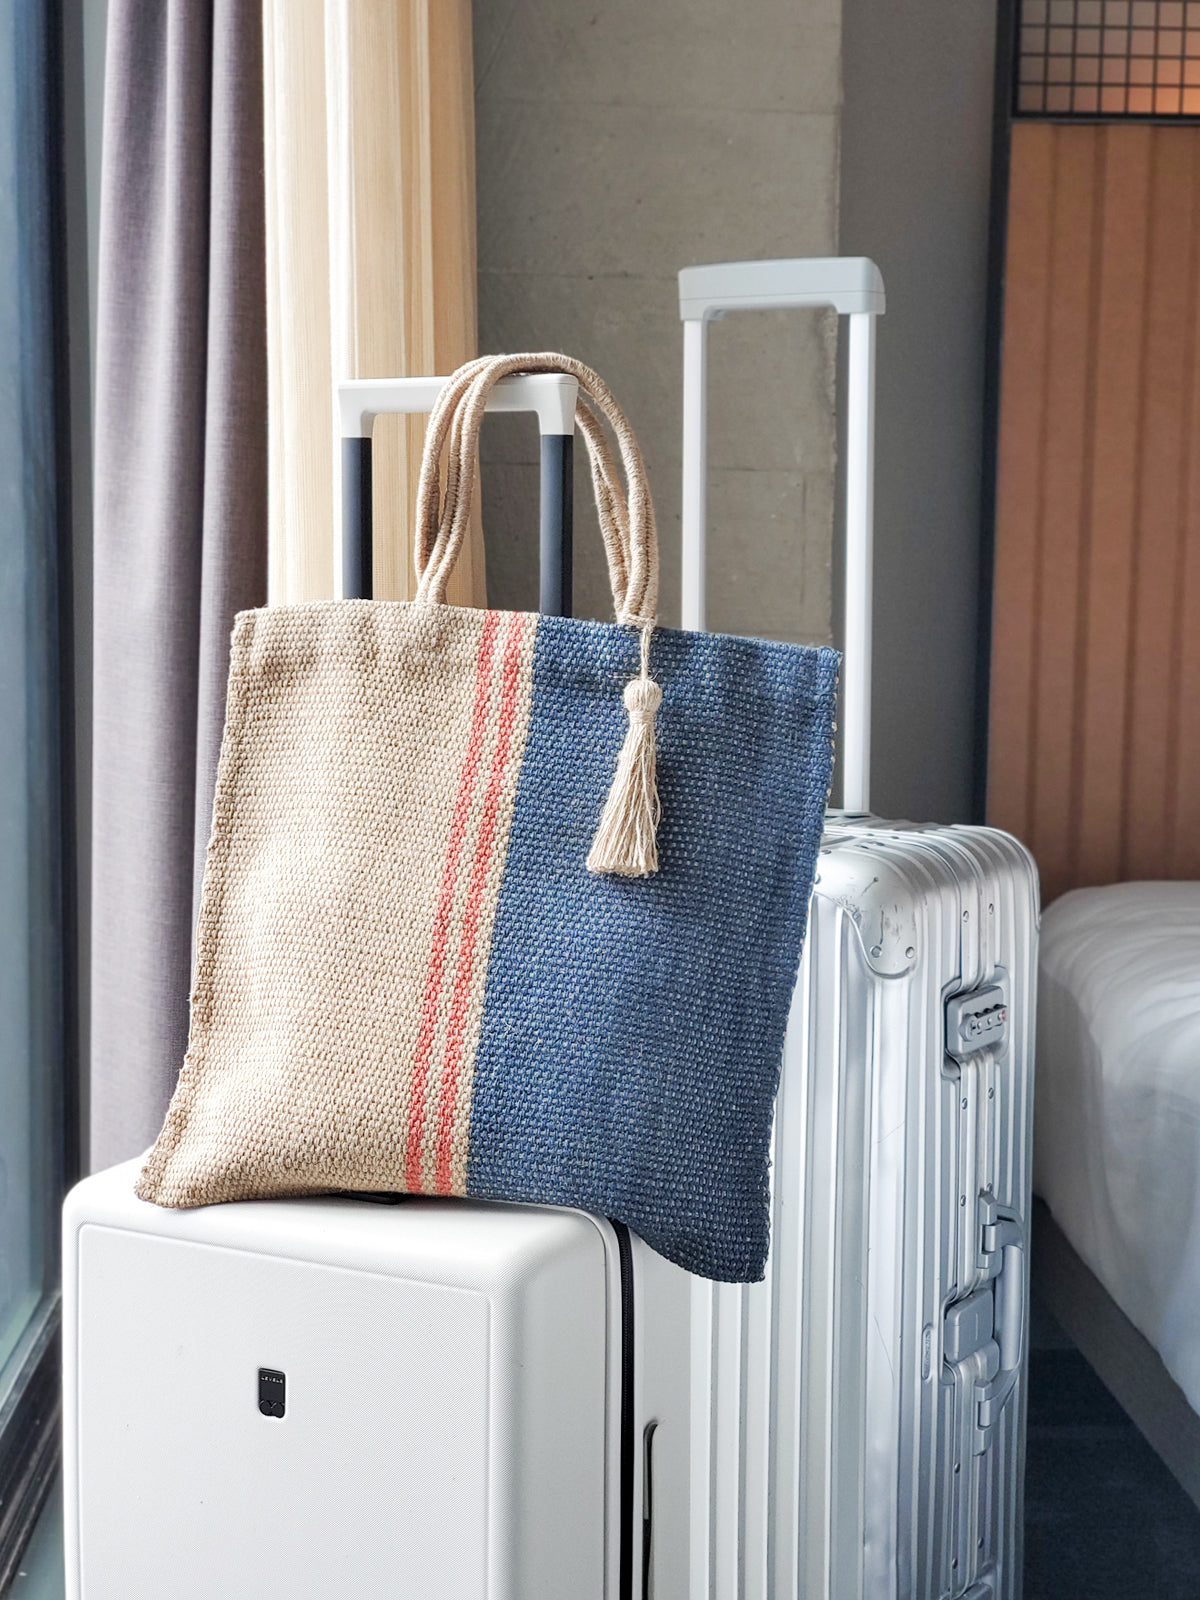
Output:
[[411, 353, 664, 877], [412, 352, 658, 627]]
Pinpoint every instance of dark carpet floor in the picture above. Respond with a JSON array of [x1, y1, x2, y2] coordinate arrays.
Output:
[[1024, 1299, 1200, 1599]]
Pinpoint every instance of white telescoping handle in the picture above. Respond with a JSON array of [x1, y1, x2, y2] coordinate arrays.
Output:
[[679, 257, 884, 814], [335, 373, 579, 610]]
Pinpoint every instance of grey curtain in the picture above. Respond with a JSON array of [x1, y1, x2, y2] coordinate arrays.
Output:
[[91, 0, 267, 1170]]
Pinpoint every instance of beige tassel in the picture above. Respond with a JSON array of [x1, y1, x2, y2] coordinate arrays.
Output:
[[588, 630, 663, 877]]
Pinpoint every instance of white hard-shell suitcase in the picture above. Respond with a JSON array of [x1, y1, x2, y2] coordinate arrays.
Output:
[[678, 259, 1039, 1600], [63, 1161, 629, 1598]]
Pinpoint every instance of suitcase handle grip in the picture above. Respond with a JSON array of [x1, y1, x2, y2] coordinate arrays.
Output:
[[335, 374, 579, 612], [337, 373, 578, 440], [995, 1234, 1025, 1374], [678, 257, 884, 813], [976, 1229, 1026, 1438], [677, 256, 885, 322]]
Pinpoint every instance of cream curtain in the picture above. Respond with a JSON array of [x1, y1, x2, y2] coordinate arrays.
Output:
[[263, 0, 484, 605]]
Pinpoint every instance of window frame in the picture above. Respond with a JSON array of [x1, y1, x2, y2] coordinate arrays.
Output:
[[0, 0, 83, 1583]]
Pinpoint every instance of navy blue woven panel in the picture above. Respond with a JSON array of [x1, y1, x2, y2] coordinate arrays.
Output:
[[466, 617, 839, 1282]]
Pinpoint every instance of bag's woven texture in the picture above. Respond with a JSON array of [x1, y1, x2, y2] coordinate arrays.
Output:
[[136, 355, 839, 1282]]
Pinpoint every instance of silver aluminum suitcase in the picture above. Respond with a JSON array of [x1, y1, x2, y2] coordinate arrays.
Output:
[[678, 260, 1039, 1600]]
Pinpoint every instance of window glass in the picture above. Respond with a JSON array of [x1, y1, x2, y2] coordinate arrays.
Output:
[[1017, 0, 1200, 115], [0, 0, 65, 1392]]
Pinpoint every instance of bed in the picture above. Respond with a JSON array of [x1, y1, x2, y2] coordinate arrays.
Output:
[[1034, 881, 1200, 1502]]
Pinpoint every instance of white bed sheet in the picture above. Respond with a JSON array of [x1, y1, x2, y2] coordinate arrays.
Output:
[[1036, 881, 1200, 1413]]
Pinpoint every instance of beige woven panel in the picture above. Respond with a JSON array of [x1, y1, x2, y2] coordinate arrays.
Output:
[[137, 602, 535, 1206]]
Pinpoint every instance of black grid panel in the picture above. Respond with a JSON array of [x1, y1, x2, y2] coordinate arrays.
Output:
[[1018, 0, 1200, 117]]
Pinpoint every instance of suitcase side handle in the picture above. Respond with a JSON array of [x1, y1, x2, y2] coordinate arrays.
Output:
[[335, 373, 579, 614], [976, 1227, 1026, 1442], [678, 257, 884, 813]]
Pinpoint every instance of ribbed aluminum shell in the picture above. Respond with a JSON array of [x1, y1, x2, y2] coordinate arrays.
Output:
[[687, 820, 1039, 1600]]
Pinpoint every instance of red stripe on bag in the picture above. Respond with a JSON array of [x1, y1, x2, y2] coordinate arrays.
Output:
[[405, 610, 502, 1192], [433, 610, 528, 1194]]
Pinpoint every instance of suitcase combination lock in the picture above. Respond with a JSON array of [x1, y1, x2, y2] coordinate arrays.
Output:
[[945, 984, 1009, 1059]]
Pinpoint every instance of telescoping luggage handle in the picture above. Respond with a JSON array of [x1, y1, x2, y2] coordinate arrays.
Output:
[[337, 373, 579, 613], [678, 256, 885, 813]]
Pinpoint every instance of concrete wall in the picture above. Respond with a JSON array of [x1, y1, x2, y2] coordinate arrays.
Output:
[[839, 0, 999, 823], [472, 0, 841, 643]]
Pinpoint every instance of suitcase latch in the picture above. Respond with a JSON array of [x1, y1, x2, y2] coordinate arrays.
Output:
[[977, 1191, 1022, 1280]]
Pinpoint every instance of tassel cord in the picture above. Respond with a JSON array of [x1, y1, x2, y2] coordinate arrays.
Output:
[[585, 623, 663, 879]]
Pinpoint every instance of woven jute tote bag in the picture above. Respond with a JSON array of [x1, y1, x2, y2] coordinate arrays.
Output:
[[137, 354, 839, 1282]]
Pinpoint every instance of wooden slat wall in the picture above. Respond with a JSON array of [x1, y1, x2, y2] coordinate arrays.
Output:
[[989, 122, 1200, 903]]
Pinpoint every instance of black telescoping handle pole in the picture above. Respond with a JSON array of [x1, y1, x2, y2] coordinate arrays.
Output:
[[342, 412, 572, 612], [343, 437, 373, 600], [539, 433, 573, 619]]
